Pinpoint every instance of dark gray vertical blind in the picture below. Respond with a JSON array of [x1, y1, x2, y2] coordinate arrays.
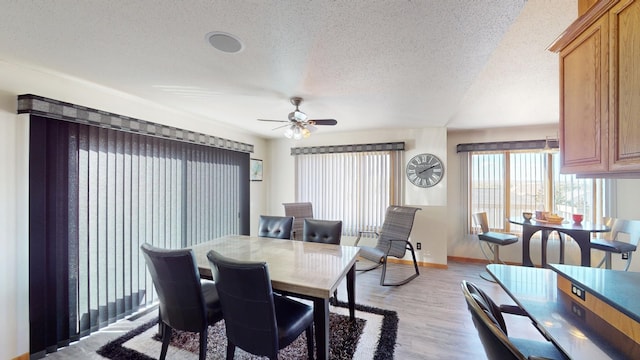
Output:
[[29, 115, 250, 358]]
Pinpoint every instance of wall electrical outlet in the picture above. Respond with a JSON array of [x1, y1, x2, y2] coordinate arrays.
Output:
[[570, 283, 586, 301], [622, 252, 629, 260], [416, 242, 422, 250]]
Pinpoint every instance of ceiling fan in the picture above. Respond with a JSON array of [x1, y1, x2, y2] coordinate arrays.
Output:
[[258, 97, 337, 139]]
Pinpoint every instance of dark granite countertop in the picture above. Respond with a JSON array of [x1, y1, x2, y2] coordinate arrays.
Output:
[[549, 263, 640, 323]]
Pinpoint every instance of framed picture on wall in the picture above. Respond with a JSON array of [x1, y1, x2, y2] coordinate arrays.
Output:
[[250, 158, 263, 181]]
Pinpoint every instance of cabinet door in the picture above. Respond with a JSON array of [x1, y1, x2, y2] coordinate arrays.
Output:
[[559, 15, 609, 174], [609, 0, 640, 172]]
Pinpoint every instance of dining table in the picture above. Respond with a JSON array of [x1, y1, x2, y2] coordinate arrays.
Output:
[[508, 217, 610, 267], [189, 234, 360, 360]]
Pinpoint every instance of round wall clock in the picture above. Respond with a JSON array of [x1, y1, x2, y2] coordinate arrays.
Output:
[[406, 153, 444, 188]]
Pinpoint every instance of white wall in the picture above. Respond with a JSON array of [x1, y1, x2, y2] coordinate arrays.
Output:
[[0, 60, 268, 359], [609, 180, 640, 271], [267, 127, 449, 266]]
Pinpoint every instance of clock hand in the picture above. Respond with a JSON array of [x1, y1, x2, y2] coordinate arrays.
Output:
[[418, 165, 437, 174]]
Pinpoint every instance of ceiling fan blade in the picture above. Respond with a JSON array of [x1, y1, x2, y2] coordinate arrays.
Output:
[[309, 119, 337, 126], [272, 123, 291, 130], [257, 119, 288, 123]]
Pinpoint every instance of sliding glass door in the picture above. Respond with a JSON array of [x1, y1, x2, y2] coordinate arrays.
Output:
[[29, 115, 249, 357]]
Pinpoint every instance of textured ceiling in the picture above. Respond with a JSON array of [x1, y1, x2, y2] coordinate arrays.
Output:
[[0, 0, 576, 138]]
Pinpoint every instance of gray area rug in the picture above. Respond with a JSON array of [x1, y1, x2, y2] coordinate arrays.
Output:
[[97, 301, 397, 359]]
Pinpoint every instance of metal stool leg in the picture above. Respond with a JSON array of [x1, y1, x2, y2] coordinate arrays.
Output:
[[480, 243, 498, 282]]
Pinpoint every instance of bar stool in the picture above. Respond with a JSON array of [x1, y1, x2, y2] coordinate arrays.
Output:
[[473, 212, 518, 281]]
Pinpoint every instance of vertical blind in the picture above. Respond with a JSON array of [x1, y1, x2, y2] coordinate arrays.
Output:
[[29, 116, 249, 358], [295, 150, 402, 236]]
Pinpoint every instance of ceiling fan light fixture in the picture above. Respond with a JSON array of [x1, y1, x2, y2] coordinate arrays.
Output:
[[292, 126, 304, 140], [284, 125, 295, 139], [258, 96, 337, 139]]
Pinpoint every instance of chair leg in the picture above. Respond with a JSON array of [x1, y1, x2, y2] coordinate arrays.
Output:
[[199, 328, 208, 360], [479, 243, 498, 283], [478, 241, 495, 263], [305, 324, 315, 360], [160, 323, 172, 360], [330, 289, 338, 305], [492, 244, 500, 263], [226, 341, 236, 360], [605, 252, 612, 269], [380, 245, 420, 286], [624, 253, 632, 271], [380, 256, 389, 286]]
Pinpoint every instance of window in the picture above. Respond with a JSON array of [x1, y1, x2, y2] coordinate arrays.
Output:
[[469, 150, 606, 232], [295, 149, 403, 236], [29, 115, 250, 356]]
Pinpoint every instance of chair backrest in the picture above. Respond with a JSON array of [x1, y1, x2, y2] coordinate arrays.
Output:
[[461, 280, 524, 360], [258, 215, 294, 239], [472, 212, 490, 234], [610, 218, 640, 246], [206, 250, 280, 358], [377, 206, 421, 258], [283, 202, 313, 240], [303, 219, 342, 244], [140, 243, 207, 333]]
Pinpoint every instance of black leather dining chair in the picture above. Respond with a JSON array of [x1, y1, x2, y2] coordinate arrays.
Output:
[[461, 280, 568, 360], [302, 218, 342, 244], [258, 215, 294, 239], [140, 243, 223, 360], [207, 250, 315, 360], [303, 218, 342, 302]]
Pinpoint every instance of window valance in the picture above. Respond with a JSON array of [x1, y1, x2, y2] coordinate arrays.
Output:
[[291, 141, 405, 155], [456, 139, 558, 153], [17, 94, 253, 153]]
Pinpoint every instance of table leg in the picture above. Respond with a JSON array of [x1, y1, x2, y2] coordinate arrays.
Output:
[[541, 230, 551, 268], [346, 263, 356, 320], [522, 226, 536, 267], [312, 297, 330, 360], [553, 230, 591, 267], [573, 232, 591, 267], [558, 232, 566, 264]]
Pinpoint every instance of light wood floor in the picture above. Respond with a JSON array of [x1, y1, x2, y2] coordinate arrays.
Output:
[[44, 260, 547, 359]]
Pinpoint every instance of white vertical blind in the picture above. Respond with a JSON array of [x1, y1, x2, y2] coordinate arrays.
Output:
[[470, 152, 505, 230], [295, 151, 402, 236]]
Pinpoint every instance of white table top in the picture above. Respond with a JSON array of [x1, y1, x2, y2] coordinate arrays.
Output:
[[191, 234, 360, 299]]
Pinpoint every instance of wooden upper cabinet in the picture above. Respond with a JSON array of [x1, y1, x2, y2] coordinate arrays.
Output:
[[579, 0, 600, 16], [550, 0, 640, 177], [609, 0, 640, 172], [559, 15, 609, 174]]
